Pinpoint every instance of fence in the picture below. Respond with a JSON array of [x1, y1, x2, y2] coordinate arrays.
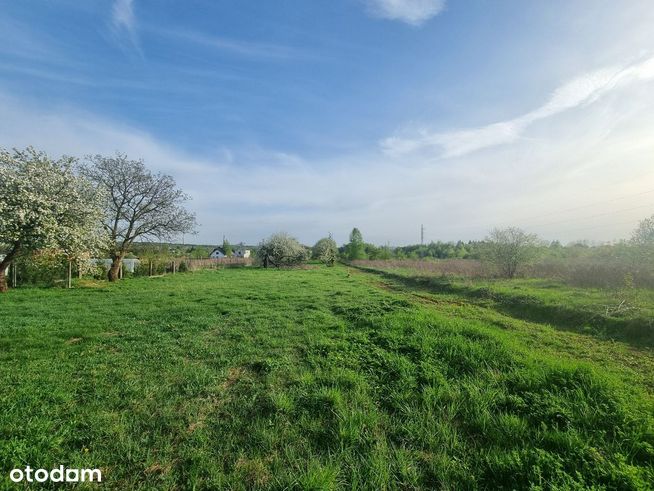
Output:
[[184, 257, 253, 271], [4, 255, 254, 289]]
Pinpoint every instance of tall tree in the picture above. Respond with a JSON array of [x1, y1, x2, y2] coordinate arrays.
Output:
[[0, 147, 103, 292], [222, 238, 233, 257], [347, 227, 367, 260], [82, 154, 196, 281]]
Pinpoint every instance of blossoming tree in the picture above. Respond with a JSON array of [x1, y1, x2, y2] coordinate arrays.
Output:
[[0, 148, 104, 292]]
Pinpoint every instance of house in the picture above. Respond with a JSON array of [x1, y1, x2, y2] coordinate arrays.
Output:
[[209, 247, 227, 259], [234, 247, 251, 258], [209, 246, 251, 259]]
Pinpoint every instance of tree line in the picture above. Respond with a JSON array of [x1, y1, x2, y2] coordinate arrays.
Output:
[[2, 146, 652, 290]]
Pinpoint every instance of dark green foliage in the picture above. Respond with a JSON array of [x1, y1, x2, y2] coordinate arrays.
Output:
[[1, 267, 652, 489], [346, 228, 366, 260]]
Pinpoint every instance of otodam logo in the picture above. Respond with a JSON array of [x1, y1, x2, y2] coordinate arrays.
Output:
[[9, 465, 102, 484]]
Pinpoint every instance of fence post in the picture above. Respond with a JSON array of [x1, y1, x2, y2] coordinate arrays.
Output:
[[149, 260, 153, 276], [12, 262, 17, 288], [67, 260, 72, 289]]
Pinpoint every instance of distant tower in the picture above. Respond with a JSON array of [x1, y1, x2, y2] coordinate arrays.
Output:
[[420, 224, 425, 245]]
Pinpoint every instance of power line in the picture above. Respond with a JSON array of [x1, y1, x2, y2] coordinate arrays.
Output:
[[552, 216, 645, 236], [510, 188, 654, 224], [440, 187, 654, 232], [525, 203, 653, 229]]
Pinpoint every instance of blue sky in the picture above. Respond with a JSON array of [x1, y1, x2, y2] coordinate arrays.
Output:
[[1, 0, 653, 245]]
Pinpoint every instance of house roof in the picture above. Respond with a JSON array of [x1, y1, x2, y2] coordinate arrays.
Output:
[[211, 246, 250, 253]]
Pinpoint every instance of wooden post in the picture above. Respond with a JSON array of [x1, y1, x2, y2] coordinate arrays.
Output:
[[120, 262, 124, 279], [12, 262, 17, 288], [67, 260, 72, 289], [149, 260, 153, 276]]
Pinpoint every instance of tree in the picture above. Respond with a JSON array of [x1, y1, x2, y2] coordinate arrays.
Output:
[[312, 236, 338, 266], [0, 147, 104, 292], [81, 154, 196, 281], [632, 215, 654, 246], [631, 214, 654, 263], [223, 239, 233, 257], [189, 245, 211, 259], [347, 227, 367, 260], [258, 233, 308, 268], [484, 227, 541, 278]]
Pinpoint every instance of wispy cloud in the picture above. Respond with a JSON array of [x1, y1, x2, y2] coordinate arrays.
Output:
[[364, 0, 445, 26], [153, 28, 311, 61], [2, 83, 653, 246], [111, 0, 141, 55], [382, 55, 654, 158]]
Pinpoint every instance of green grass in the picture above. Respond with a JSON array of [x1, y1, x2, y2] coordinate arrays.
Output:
[[353, 264, 654, 348], [1, 266, 653, 489]]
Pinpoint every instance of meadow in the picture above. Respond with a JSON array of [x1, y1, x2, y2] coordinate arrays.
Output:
[[1, 266, 653, 489]]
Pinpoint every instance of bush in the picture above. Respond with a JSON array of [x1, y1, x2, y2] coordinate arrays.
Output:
[[312, 237, 338, 266], [483, 227, 542, 278], [16, 250, 67, 287], [258, 233, 308, 268]]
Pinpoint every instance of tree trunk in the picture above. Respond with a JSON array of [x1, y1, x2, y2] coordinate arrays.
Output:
[[108, 255, 123, 282], [0, 267, 8, 293], [0, 243, 20, 293]]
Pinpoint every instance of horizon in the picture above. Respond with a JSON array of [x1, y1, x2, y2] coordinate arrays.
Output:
[[1, 0, 653, 246]]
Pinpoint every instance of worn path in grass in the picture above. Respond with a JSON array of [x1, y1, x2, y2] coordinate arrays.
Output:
[[349, 266, 654, 393], [1, 267, 653, 489]]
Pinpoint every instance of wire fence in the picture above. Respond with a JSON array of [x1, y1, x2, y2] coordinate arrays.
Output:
[[5, 255, 254, 289]]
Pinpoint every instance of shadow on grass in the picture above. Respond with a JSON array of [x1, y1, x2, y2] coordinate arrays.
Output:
[[352, 265, 654, 349]]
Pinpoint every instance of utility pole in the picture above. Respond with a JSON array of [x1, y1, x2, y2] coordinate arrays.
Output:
[[420, 224, 425, 245]]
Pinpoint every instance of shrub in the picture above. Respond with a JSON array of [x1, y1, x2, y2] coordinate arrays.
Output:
[[312, 237, 338, 266], [483, 227, 542, 278], [258, 233, 308, 268]]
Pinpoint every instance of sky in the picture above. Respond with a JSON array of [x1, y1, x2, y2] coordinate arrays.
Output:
[[1, 0, 653, 246]]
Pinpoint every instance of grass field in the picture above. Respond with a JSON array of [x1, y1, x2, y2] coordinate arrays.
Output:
[[1, 266, 653, 489], [352, 262, 654, 349]]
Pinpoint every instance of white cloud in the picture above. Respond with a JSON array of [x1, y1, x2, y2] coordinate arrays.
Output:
[[364, 0, 445, 26], [111, 0, 141, 55], [1, 85, 653, 246], [382, 55, 654, 158], [153, 29, 310, 61]]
